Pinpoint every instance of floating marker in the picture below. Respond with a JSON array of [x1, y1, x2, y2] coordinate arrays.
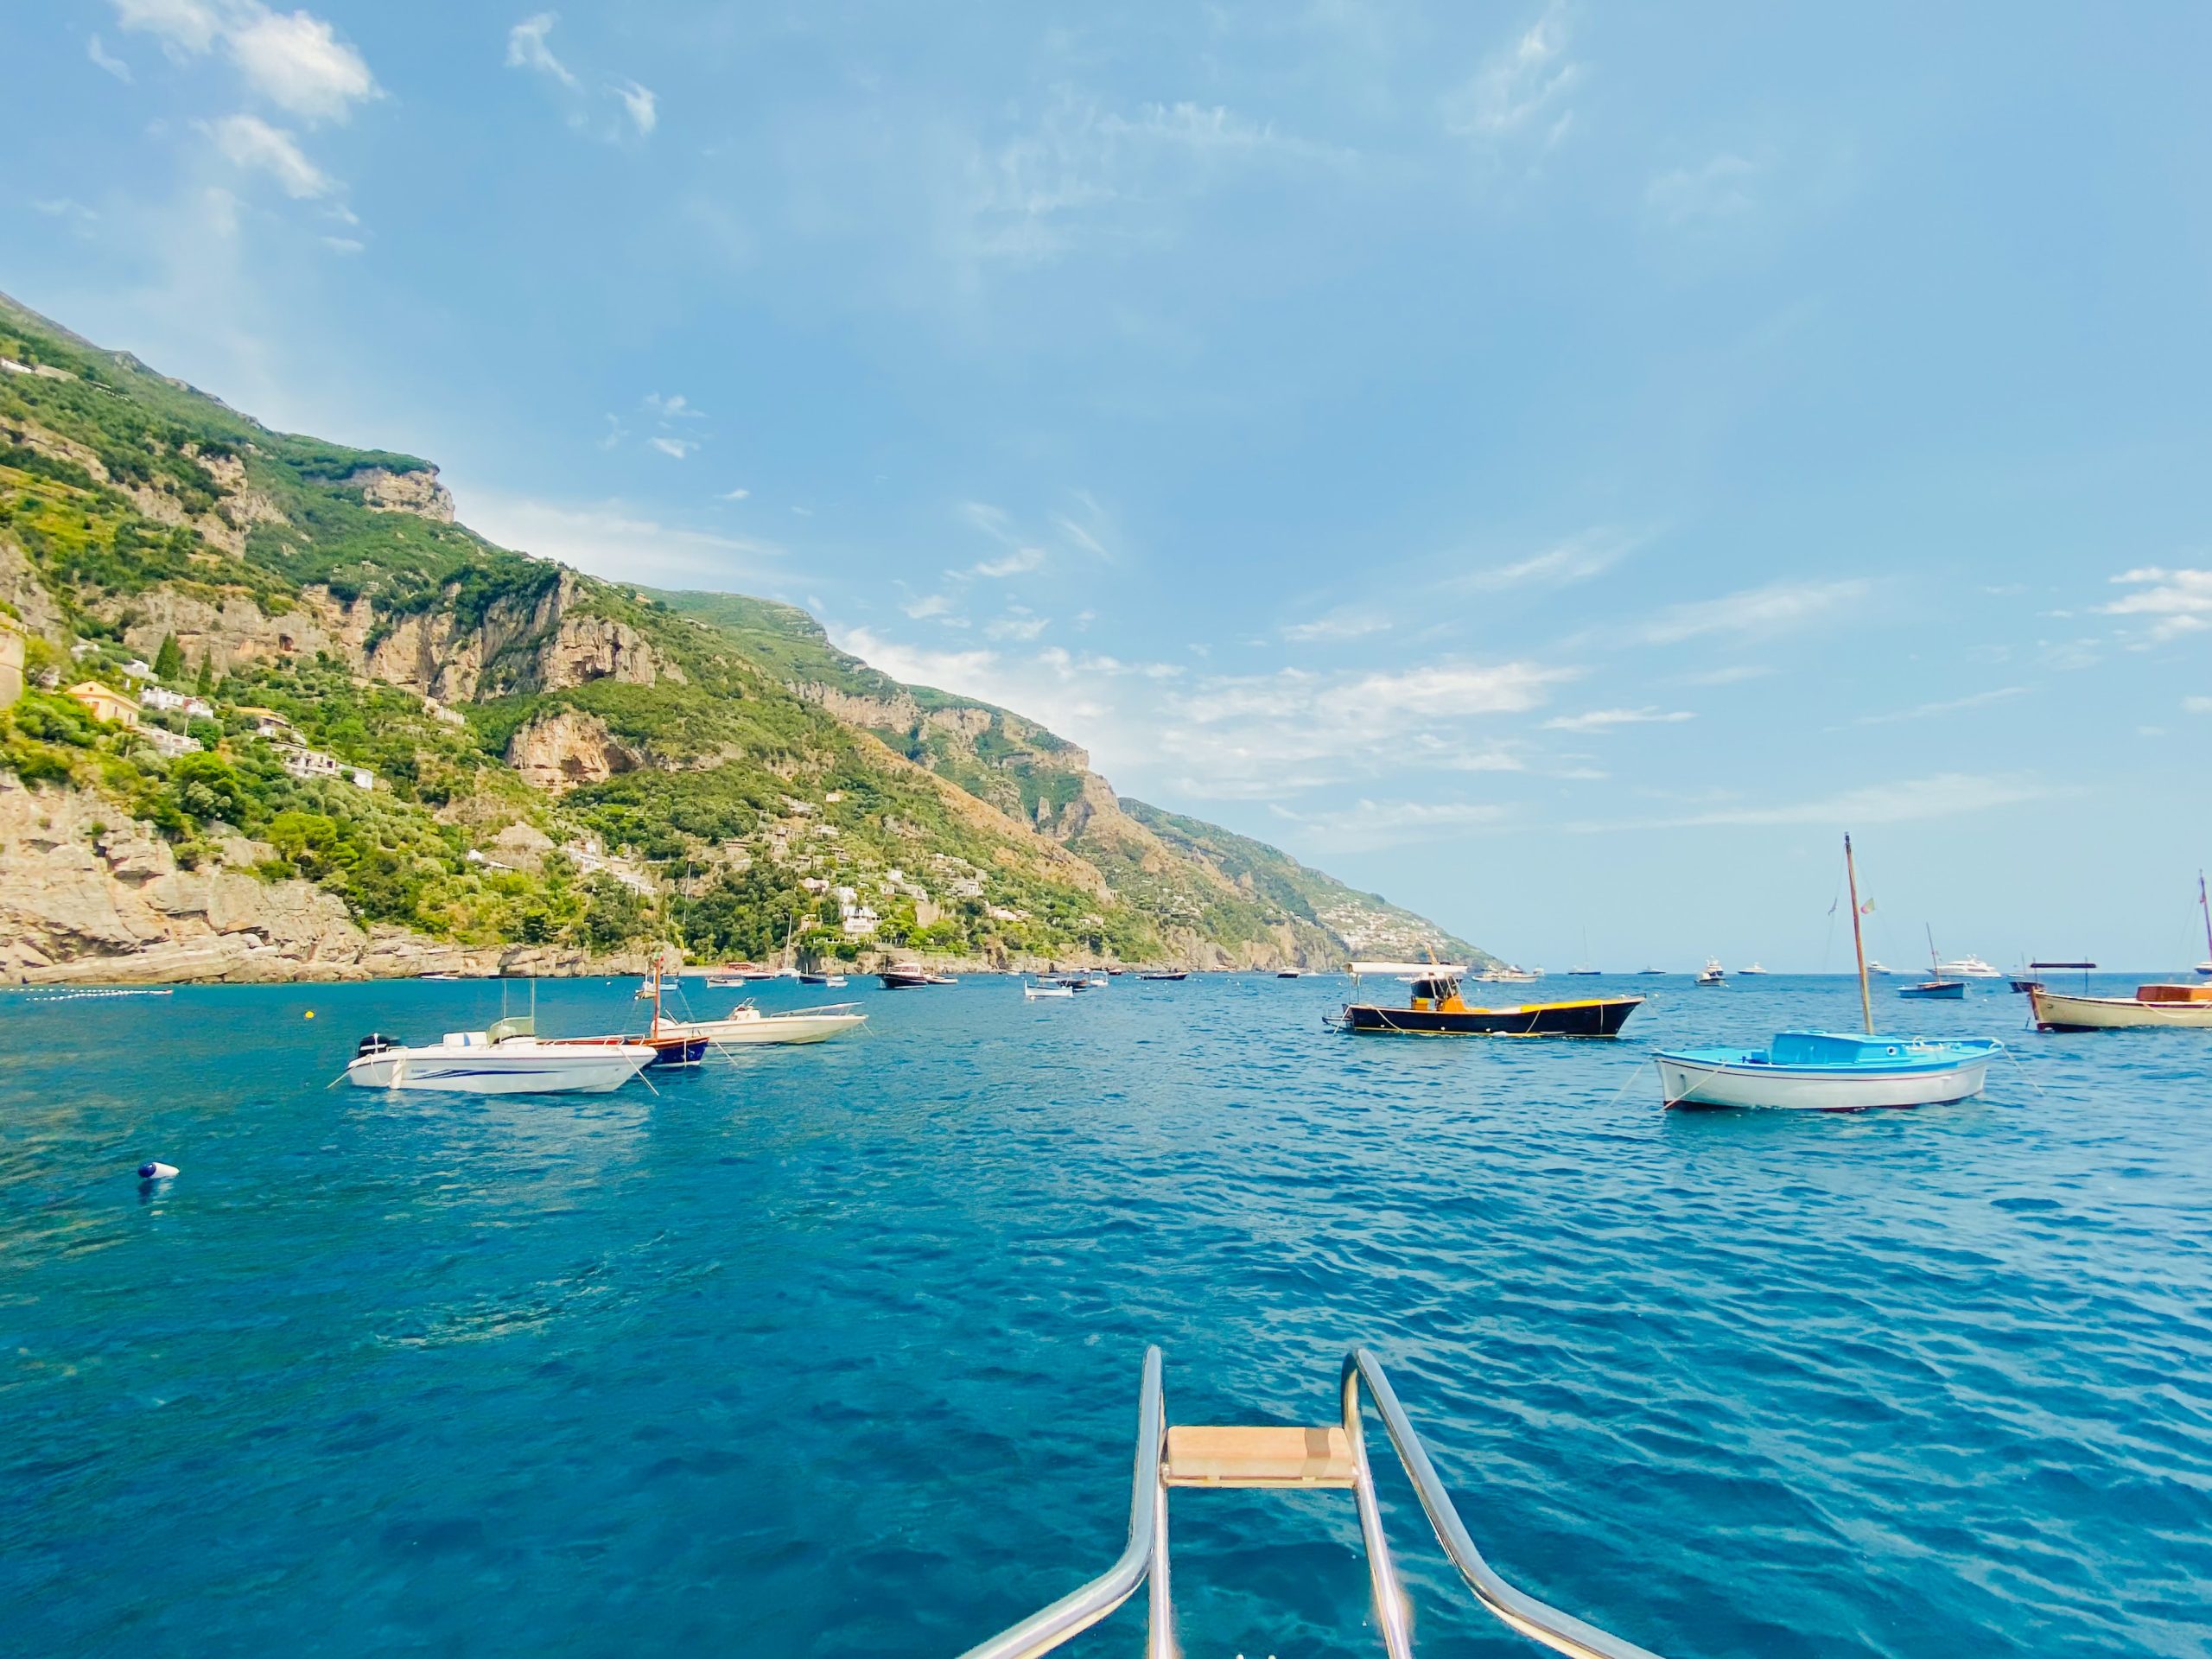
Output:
[[304, 1009, 315, 1020], [138, 1161, 178, 1180]]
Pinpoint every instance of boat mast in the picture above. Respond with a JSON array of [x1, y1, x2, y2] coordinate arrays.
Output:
[[2200, 871, 2211, 967], [1845, 835, 1872, 1033]]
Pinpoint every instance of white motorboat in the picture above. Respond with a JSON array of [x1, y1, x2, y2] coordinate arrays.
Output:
[[1936, 954, 2002, 978], [1866, 959, 1893, 975], [346, 1020, 652, 1094], [1694, 957, 1725, 985], [1024, 982, 1075, 1000], [657, 1002, 868, 1046], [1738, 962, 1769, 976]]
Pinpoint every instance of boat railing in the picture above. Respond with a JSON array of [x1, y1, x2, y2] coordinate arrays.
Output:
[[955, 1345, 1661, 1659]]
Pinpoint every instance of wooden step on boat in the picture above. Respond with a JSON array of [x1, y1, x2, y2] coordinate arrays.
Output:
[[1331, 963, 1641, 1038]]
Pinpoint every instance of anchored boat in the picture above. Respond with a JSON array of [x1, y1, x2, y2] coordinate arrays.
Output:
[[1694, 958, 1725, 986], [957, 1345, 1662, 1659], [879, 963, 957, 988], [2029, 874, 2212, 1029], [1332, 962, 1642, 1038], [1653, 836, 1998, 1111], [346, 1018, 654, 1095]]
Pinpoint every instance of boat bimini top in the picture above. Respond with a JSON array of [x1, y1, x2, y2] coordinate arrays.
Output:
[[957, 1347, 1662, 1659]]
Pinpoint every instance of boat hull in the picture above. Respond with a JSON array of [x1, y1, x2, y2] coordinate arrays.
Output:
[[1338, 996, 1642, 1038], [1897, 982, 1966, 1000], [659, 1010, 868, 1046], [1655, 1042, 1993, 1111], [2027, 988, 2212, 1031], [346, 1040, 653, 1095]]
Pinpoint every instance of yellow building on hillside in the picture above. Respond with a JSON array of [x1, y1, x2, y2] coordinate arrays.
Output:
[[67, 681, 139, 726]]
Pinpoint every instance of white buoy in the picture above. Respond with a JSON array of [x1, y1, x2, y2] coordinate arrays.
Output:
[[138, 1161, 178, 1180]]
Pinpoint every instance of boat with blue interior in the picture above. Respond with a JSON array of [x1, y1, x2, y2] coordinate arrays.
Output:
[[1653, 836, 1999, 1110], [1332, 962, 1642, 1038]]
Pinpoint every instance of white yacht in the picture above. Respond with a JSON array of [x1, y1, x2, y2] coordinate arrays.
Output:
[[1694, 957, 1726, 986], [1936, 954, 2003, 978], [1738, 962, 1770, 976], [346, 1020, 653, 1094], [657, 1002, 868, 1046]]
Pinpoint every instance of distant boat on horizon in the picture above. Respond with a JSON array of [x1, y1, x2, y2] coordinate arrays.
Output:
[[1694, 958, 1726, 986], [1738, 963, 1769, 976]]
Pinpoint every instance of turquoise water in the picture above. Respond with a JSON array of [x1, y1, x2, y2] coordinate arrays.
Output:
[[4, 973, 2209, 1658]]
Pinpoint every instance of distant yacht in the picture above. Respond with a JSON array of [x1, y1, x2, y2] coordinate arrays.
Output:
[[1936, 954, 2002, 979], [1866, 960, 1893, 976], [1694, 957, 1726, 986], [1738, 963, 1769, 976], [1567, 965, 1603, 976]]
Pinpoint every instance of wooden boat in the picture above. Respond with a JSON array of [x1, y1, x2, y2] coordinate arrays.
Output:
[[1023, 982, 1075, 1001], [705, 962, 783, 987], [1653, 836, 1997, 1111], [2029, 982, 2212, 1030], [879, 963, 957, 988], [556, 963, 712, 1065], [1138, 970, 1188, 981], [1332, 962, 1641, 1038]]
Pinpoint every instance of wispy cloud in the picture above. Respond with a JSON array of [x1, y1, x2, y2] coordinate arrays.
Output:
[[226, 7, 378, 124], [505, 12, 656, 142], [1542, 707, 1694, 733], [643, 391, 703, 420], [1851, 686, 2027, 726], [1282, 608, 1390, 642], [1569, 772, 2060, 834], [1645, 151, 1766, 225], [648, 436, 696, 460], [505, 12, 575, 86], [88, 33, 134, 81], [1269, 798, 1514, 854], [985, 608, 1051, 641], [902, 594, 955, 620], [971, 547, 1044, 579], [717, 486, 749, 501], [611, 78, 656, 137], [204, 113, 332, 198], [1442, 0, 1579, 150], [1635, 579, 1868, 645], [2184, 696, 2212, 715], [1469, 526, 1643, 588], [457, 488, 785, 588], [2100, 567, 2212, 641], [113, 0, 223, 58]]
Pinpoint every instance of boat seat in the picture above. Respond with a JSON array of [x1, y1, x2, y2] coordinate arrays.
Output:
[[1163, 1424, 1356, 1488]]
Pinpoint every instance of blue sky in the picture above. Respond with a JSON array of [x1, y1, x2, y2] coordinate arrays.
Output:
[[8, 2, 2212, 969]]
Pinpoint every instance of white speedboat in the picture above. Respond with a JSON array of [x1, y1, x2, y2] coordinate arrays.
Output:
[[1024, 982, 1075, 1000], [658, 1002, 868, 1046], [1936, 954, 2002, 978], [1656, 1031, 1999, 1110], [1694, 957, 1725, 985], [346, 1020, 652, 1094]]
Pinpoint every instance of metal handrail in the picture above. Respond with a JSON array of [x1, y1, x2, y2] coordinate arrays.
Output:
[[957, 1347, 1166, 1659], [1342, 1349, 1664, 1659]]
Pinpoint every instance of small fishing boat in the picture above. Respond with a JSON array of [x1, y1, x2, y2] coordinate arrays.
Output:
[[705, 962, 784, 987], [1023, 982, 1075, 1001], [1901, 926, 1966, 999], [1138, 970, 1188, 982], [2030, 878, 2212, 1030], [346, 1020, 653, 1095], [1332, 963, 1642, 1038], [1276, 969, 1302, 978], [796, 970, 848, 988], [879, 963, 957, 988], [1694, 958, 1725, 986], [1653, 836, 1998, 1111]]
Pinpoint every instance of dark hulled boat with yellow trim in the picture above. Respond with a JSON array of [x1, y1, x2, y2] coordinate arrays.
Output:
[[1330, 961, 1643, 1038]]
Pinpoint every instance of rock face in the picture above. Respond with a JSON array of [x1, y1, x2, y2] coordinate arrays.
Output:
[[0, 533, 65, 635], [798, 683, 1089, 773], [348, 465, 456, 522], [120, 588, 353, 677], [505, 709, 639, 794], [0, 777, 655, 985]]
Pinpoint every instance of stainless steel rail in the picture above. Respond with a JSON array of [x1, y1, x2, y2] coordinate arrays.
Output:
[[956, 1347, 1166, 1659], [956, 1345, 1664, 1659], [1342, 1348, 1663, 1659]]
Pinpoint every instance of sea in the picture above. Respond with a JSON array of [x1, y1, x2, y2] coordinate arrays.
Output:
[[3, 972, 2208, 1659]]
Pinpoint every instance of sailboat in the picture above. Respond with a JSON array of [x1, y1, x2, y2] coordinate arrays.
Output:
[[2027, 874, 2212, 1031], [1898, 927, 1967, 1000], [1653, 836, 1999, 1110]]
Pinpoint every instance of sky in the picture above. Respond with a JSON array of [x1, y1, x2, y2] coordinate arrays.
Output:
[[6, 1, 2212, 969]]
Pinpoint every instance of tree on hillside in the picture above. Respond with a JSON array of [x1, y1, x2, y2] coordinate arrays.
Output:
[[154, 632, 183, 682], [194, 652, 213, 696]]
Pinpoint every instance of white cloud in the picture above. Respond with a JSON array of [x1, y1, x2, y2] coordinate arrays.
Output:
[[454, 488, 785, 588], [1569, 772, 2059, 834], [1443, 0, 1578, 146], [1645, 152, 1764, 225], [648, 435, 696, 460], [642, 391, 702, 420], [1472, 526, 1643, 588], [320, 234, 363, 254], [2101, 567, 2212, 642], [112, 0, 221, 55], [1635, 579, 1868, 645], [1270, 798, 1513, 854], [1282, 608, 1390, 642], [227, 9, 378, 124], [972, 548, 1044, 578], [206, 112, 332, 198], [1542, 707, 1694, 733], [986, 610, 1051, 641], [2184, 696, 2212, 715], [505, 12, 575, 86], [88, 34, 135, 80], [718, 486, 750, 501], [902, 594, 955, 620], [612, 78, 656, 136], [1851, 686, 2027, 726]]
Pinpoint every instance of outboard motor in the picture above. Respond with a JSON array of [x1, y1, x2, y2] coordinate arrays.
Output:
[[354, 1033, 402, 1060]]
